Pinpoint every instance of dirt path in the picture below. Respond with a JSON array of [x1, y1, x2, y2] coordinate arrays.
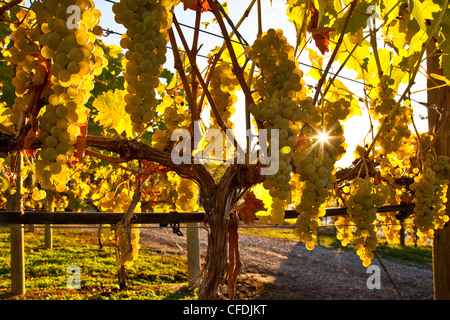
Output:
[[139, 225, 434, 300]]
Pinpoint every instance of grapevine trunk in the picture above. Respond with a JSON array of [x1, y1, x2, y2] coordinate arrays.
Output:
[[197, 209, 229, 300]]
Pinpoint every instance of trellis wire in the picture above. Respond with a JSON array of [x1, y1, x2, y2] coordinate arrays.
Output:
[[0, 2, 439, 111]]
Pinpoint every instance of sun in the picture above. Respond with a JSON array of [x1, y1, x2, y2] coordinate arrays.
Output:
[[317, 131, 330, 143]]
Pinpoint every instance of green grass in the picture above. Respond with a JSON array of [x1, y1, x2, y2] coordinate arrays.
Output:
[[239, 225, 433, 268], [0, 228, 197, 300]]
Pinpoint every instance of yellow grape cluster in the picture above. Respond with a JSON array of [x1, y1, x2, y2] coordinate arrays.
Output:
[[9, 9, 41, 125], [32, 0, 105, 192], [410, 154, 450, 240], [209, 62, 239, 130], [269, 197, 286, 225], [292, 99, 348, 248], [152, 94, 188, 151], [246, 29, 312, 202], [114, 0, 173, 134], [116, 226, 141, 266], [377, 210, 403, 243], [334, 215, 355, 246], [344, 178, 389, 267], [175, 178, 198, 212], [100, 188, 131, 212], [369, 75, 414, 181], [99, 188, 141, 265], [293, 151, 334, 249]]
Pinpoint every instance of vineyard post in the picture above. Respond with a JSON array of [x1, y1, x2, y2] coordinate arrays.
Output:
[[44, 191, 54, 250], [10, 152, 25, 295], [187, 222, 201, 287], [427, 41, 450, 300]]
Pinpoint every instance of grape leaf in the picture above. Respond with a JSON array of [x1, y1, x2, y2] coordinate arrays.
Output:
[[235, 191, 266, 224], [308, 4, 330, 54], [306, 48, 323, 80], [91, 89, 134, 138], [410, 0, 440, 30]]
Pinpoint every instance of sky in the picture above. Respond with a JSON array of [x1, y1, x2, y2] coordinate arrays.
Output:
[[93, 0, 431, 168]]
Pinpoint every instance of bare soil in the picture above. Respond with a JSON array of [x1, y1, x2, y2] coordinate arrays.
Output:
[[139, 225, 434, 300]]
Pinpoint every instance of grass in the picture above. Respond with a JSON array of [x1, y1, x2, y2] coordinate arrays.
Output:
[[0, 228, 197, 300], [0, 223, 433, 300], [239, 224, 433, 268]]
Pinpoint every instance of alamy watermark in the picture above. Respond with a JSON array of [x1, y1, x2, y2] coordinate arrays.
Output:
[[170, 121, 280, 175], [366, 5, 381, 30], [66, 265, 81, 289], [66, 5, 81, 30], [366, 265, 381, 290]]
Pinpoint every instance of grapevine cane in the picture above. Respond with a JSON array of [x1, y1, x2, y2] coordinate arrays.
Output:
[[172, 13, 246, 157], [312, 0, 359, 106]]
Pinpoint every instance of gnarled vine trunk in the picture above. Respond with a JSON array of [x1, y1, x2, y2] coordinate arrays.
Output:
[[197, 208, 230, 300], [196, 164, 263, 299]]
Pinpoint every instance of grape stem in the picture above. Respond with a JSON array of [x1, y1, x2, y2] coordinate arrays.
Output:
[[167, 24, 198, 123], [207, 0, 263, 131], [373, 251, 404, 300], [0, 0, 22, 17], [172, 13, 246, 158]]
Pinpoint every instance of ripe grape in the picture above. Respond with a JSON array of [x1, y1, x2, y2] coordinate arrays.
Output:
[[175, 178, 198, 212], [246, 29, 312, 206], [114, 0, 173, 133], [344, 178, 389, 267], [410, 154, 450, 241], [30, 0, 106, 191]]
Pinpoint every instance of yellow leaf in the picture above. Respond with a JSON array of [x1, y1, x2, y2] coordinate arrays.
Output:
[[411, 0, 440, 30], [92, 89, 134, 138]]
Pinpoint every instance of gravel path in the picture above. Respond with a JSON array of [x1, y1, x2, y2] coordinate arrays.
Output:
[[139, 225, 434, 300]]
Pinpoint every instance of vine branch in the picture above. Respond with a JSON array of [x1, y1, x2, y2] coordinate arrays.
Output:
[[312, 0, 359, 106]]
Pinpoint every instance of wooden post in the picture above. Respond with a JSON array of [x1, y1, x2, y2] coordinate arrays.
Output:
[[187, 222, 201, 287], [427, 41, 450, 300], [44, 191, 53, 250], [10, 153, 25, 295]]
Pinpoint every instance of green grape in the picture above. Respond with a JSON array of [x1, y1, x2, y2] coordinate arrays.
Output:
[[246, 29, 311, 209], [33, 0, 106, 191], [175, 178, 198, 212], [410, 154, 450, 241], [114, 0, 173, 131], [344, 178, 389, 267]]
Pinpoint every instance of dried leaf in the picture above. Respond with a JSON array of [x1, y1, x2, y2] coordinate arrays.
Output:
[[23, 114, 38, 150], [307, 6, 330, 54], [225, 213, 240, 299], [235, 191, 266, 224], [181, 0, 211, 12]]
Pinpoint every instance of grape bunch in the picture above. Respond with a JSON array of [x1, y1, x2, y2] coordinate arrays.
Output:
[[99, 187, 142, 265], [116, 225, 141, 266], [292, 98, 348, 248], [344, 178, 389, 267], [269, 197, 286, 225], [151, 94, 188, 151], [293, 151, 335, 249], [410, 154, 450, 240], [246, 28, 313, 202], [100, 188, 131, 213], [209, 61, 239, 130], [9, 9, 42, 125], [369, 75, 414, 180], [113, 0, 173, 134], [334, 215, 355, 247], [31, 0, 105, 191], [175, 178, 198, 212]]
